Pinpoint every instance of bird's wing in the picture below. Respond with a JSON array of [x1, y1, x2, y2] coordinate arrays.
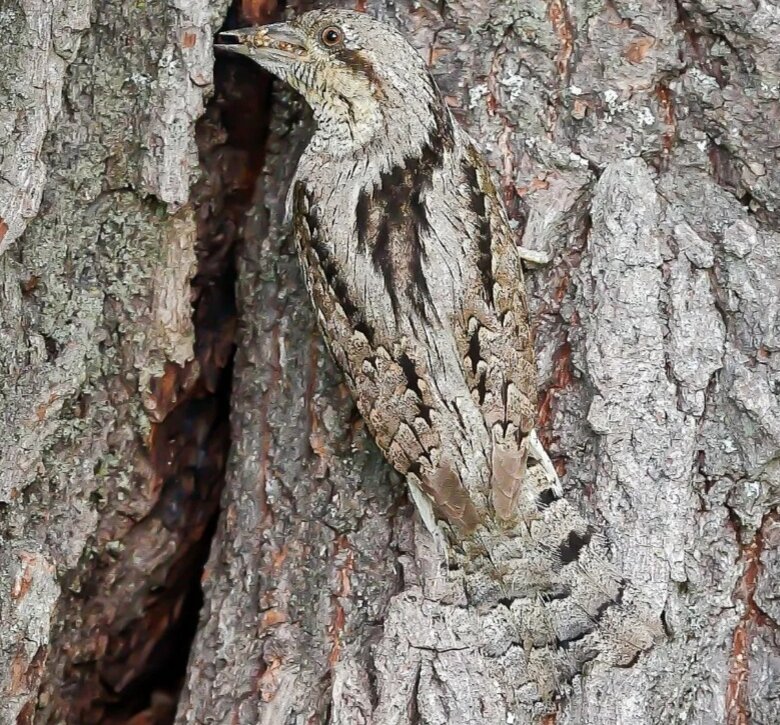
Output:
[[291, 180, 481, 533], [455, 144, 540, 522]]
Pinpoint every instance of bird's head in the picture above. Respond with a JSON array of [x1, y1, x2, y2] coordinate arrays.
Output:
[[215, 10, 450, 157]]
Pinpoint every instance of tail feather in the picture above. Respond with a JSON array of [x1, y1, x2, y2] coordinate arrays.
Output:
[[442, 457, 660, 699]]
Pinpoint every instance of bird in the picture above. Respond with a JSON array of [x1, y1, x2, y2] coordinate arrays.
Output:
[[215, 9, 658, 699]]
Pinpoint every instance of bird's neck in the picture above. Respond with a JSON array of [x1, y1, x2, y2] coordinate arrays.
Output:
[[308, 82, 447, 164], [308, 93, 383, 152]]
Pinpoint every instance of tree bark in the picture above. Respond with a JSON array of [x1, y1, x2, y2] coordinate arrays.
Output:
[[1, 0, 778, 724], [1, 0, 230, 722]]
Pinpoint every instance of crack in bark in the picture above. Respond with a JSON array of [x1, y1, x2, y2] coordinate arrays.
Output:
[[548, 0, 574, 83], [58, 1, 278, 720], [726, 511, 778, 725]]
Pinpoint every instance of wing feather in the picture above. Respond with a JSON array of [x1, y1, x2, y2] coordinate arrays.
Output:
[[457, 145, 539, 522]]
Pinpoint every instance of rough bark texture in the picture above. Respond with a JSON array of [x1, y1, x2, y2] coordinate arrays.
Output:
[[1, 0, 779, 724], [1, 0, 230, 722]]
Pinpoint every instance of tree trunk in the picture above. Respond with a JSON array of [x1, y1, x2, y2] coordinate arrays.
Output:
[[1, 1, 778, 724], [1, 0, 231, 721]]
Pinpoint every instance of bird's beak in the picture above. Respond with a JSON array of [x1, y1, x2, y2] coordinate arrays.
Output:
[[214, 23, 309, 63]]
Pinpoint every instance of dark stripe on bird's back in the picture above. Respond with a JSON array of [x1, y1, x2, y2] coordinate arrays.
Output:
[[355, 99, 454, 322], [355, 192, 369, 251], [462, 155, 494, 305], [371, 213, 397, 315], [294, 182, 375, 343], [465, 319, 487, 403]]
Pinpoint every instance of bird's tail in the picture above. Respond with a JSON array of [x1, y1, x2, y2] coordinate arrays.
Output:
[[444, 461, 661, 701]]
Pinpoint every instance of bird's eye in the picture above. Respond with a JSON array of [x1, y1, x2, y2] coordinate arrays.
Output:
[[320, 26, 343, 47]]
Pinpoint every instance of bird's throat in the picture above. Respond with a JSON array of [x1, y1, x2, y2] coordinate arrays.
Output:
[[308, 90, 384, 155]]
